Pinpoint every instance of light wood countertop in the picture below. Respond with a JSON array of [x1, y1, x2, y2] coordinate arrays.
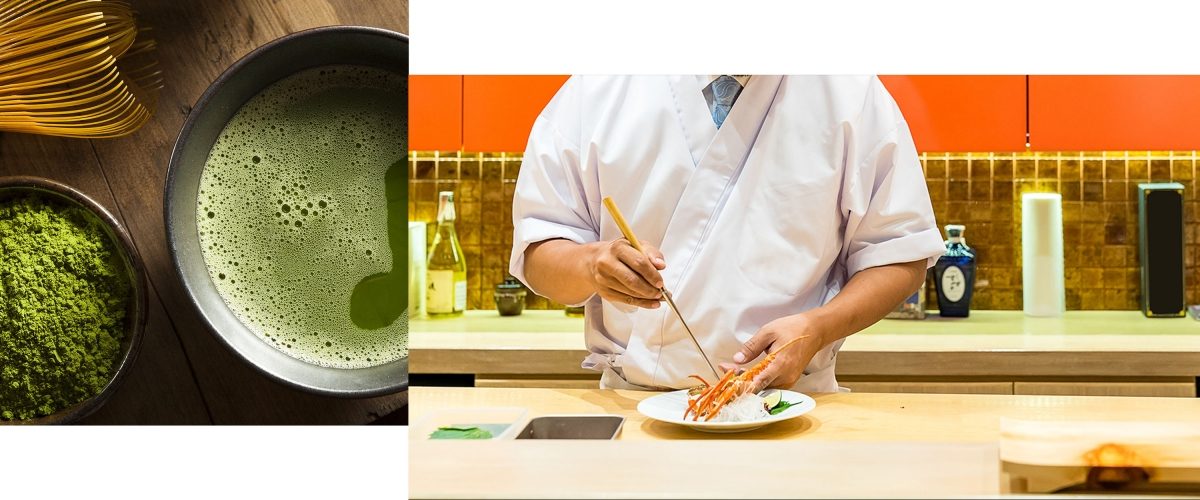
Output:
[[411, 311, 1200, 378], [409, 387, 1200, 498], [410, 387, 1200, 442], [411, 439, 1001, 498]]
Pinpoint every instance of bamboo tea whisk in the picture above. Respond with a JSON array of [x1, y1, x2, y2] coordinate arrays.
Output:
[[0, 0, 162, 138]]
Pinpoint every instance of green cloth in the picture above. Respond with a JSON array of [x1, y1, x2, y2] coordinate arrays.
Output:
[[0, 194, 130, 420]]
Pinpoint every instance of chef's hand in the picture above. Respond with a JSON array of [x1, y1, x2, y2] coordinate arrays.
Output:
[[719, 313, 825, 393], [588, 239, 666, 309]]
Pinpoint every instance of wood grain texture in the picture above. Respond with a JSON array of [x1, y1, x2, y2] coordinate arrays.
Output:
[[1001, 419, 1200, 468], [475, 377, 600, 389], [410, 387, 1200, 443], [0, 0, 408, 424], [1000, 419, 1200, 493], [468, 377, 1197, 398], [410, 311, 1200, 380], [412, 309, 1200, 340], [0, 134, 211, 424], [411, 343, 1200, 379], [1014, 382, 1196, 398], [834, 350, 1200, 378], [411, 440, 1001, 499], [412, 347, 595, 375], [840, 381, 1015, 395]]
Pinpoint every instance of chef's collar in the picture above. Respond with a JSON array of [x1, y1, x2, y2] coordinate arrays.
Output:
[[707, 75, 751, 88]]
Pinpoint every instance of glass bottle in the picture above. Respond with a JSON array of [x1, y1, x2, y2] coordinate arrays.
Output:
[[934, 224, 976, 317], [426, 191, 467, 317]]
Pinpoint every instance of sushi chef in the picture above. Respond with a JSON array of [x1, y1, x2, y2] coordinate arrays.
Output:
[[509, 75, 944, 393]]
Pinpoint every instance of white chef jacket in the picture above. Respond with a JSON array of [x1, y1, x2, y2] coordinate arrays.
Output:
[[509, 75, 945, 392]]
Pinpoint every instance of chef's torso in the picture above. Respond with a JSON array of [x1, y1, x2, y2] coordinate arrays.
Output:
[[511, 75, 928, 392]]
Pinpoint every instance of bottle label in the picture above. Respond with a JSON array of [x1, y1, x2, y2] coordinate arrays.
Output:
[[455, 280, 467, 312], [427, 270, 455, 313], [941, 266, 966, 302]]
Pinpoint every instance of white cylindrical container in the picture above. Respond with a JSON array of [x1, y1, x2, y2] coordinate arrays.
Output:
[[409, 221, 428, 318], [1021, 193, 1065, 317]]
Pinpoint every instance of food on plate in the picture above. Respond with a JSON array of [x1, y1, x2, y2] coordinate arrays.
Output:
[[768, 398, 801, 415], [705, 392, 770, 422], [683, 338, 802, 422], [761, 388, 782, 409], [682, 390, 800, 422]]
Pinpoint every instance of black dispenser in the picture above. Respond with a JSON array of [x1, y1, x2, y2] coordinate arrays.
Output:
[[1137, 183, 1186, 317]]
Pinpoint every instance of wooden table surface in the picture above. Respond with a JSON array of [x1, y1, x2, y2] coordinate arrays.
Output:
[[410, 387, 1200, 442], [410, 387, 1200, 498], [0, 0, 408, 424], [411, 440, 1003, 498], [411, 310, 1200, 379]]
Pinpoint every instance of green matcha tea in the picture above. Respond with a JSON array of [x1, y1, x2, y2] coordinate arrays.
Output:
[[197, 65, 407, 369], [0, 194, 130, 420]]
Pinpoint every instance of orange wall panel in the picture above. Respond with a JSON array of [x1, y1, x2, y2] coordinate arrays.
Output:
[[1030, 76, 1200, 151], [410, 75, 463, 151], [880, 75, 1027, 152], [451, 75, 1029, 153], [463, 76, 570, 152]]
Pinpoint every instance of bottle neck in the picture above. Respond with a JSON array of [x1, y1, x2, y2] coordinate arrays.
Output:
[[437, 199, 456, 224], [948, 236, 964, 244]]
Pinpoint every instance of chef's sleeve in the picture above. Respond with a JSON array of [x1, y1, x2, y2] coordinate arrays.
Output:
[[840, 78, 946, 278], [508, 77, 601, 294]]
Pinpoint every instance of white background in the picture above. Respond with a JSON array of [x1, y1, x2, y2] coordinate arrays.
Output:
[[412, 0, 1200, 74], [4, 427, 407, 498]]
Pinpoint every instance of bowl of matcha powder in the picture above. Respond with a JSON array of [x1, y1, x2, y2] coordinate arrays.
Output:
[[0, 177, 148, 424]]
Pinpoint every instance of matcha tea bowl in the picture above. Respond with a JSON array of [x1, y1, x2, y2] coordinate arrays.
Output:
[[165, 26, 408, 397], [0, 176, 149, 424]]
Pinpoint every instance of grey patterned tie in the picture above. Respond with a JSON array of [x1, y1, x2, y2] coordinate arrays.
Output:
[[709, 75, 743, 129]]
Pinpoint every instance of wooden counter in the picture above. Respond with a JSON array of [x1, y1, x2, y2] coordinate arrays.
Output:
[[410, 387, 1200, 442], [411, 310, 1200, 397], [409, 387, 1200, 498]]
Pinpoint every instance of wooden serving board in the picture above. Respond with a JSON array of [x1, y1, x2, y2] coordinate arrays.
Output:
[[1000, 418, 1200, 494]]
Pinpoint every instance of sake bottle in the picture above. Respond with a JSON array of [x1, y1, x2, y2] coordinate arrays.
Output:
[[934, 224, 976, 317], [426, 191, 467, 317]]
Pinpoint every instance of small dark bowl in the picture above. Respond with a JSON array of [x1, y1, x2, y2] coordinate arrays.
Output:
[[0, 176, 149, 425]]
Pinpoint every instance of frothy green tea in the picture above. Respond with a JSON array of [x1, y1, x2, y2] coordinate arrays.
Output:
[[197, 65, 407, 369]]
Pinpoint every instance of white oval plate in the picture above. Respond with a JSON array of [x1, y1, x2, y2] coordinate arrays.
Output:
[[637, 389, 816, 433]]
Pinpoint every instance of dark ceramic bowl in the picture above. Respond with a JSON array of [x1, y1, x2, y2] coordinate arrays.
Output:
[[165, 26, 408, 397], [0, 176, 149, 425]]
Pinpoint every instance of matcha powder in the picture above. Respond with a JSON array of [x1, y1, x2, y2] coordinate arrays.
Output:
[[0, 194, 131, 420]]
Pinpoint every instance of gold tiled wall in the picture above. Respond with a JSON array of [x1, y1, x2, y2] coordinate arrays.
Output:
[[924, 151, 1197, 310], [409, 152, 563, 310], [411, 150, 1200, 311]]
